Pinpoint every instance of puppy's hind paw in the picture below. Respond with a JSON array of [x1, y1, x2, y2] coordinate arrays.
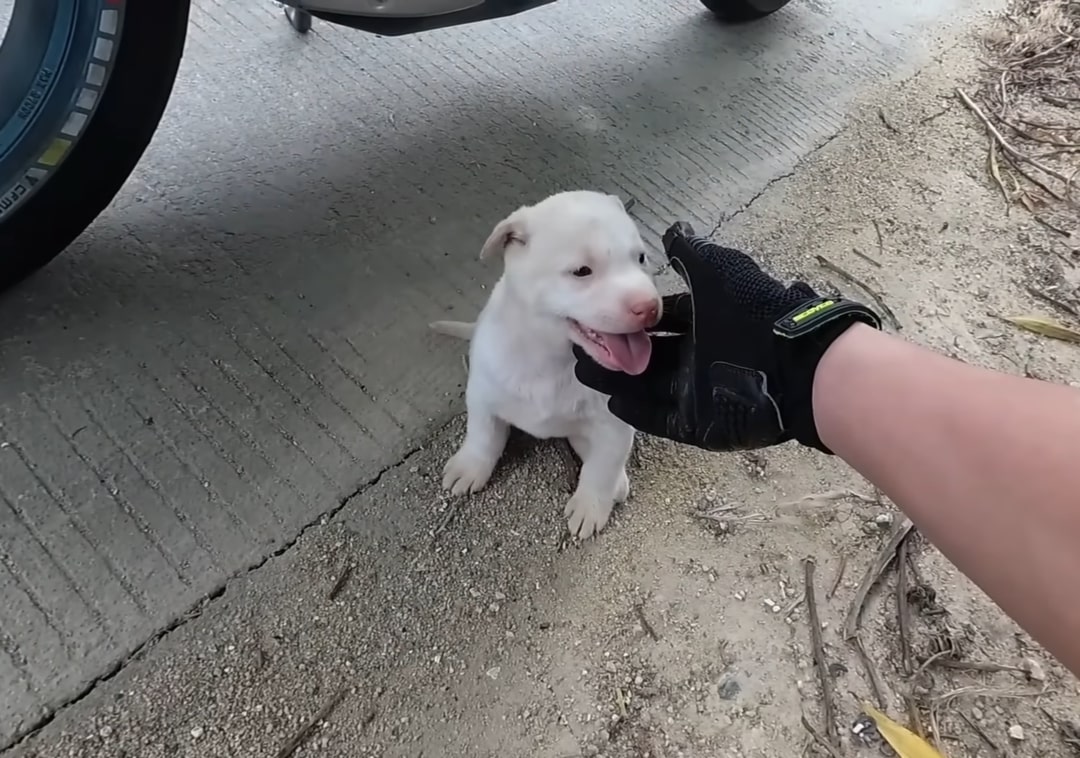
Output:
[[565, 492, 614, 540], [442, 449, 495, 495]]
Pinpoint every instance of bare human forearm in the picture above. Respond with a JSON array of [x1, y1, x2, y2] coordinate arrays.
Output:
[[813, 323, 1080, 677]]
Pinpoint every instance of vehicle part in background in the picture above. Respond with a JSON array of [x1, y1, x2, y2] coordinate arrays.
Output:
[[699, 0, 793, 21], [280, 0, 557, 36], [292, 0, 485, 15], [0, 0, 794, 292], [284, 0, 489, 34], [285, 5, 314, 33], [0, 0, 191, 290]]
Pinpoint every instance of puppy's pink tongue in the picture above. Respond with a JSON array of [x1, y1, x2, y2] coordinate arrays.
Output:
[[599, 331, 652, 375]]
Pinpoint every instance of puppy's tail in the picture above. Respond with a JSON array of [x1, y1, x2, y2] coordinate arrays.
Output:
[[429, 320, 477, 340]]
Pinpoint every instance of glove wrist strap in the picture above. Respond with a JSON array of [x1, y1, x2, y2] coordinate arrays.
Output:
[[772, 296, 883, 454], [773, 296, 882, 339]]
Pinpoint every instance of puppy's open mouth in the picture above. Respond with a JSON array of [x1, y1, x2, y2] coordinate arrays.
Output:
[[569, 319, 652, 376]]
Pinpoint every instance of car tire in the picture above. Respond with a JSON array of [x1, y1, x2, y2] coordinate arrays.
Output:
[[0, 0, 191, 290], [699, 0, 793, 22]]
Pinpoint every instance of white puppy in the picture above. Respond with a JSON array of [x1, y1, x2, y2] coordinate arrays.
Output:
[[431, 190, 662, 539]]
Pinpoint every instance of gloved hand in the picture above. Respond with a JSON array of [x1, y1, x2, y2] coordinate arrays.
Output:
[[573, 222, 881, 453]]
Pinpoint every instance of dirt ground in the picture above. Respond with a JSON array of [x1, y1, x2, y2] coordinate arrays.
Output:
[[9, 2, 1080, 757]]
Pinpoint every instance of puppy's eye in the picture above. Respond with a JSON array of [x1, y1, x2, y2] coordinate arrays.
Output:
[[571, 266, 593, 278], [638, 253, 646, 265]]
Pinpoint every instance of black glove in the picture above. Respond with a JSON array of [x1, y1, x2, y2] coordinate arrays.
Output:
[[573, 222, 881, 453]]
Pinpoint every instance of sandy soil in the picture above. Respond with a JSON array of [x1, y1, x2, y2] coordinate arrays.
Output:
[[8, 3, 1080, 758]]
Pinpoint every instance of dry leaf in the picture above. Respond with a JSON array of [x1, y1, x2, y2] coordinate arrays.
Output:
[[1004, 315, 1080, 343], [863, 704, 946, 758]]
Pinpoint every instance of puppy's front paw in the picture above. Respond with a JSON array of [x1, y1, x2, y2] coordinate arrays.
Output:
[[442, 448, 495, 495], [614, 470, 630, 503], [565, 491, 614, 539]]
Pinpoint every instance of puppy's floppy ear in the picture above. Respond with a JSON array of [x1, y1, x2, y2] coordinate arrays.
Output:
[[479, 207, 529, 261]]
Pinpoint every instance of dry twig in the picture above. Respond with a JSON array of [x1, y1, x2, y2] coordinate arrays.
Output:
[[872, 219, 885, 256], [804, 559, 840, 751], [327, 563, 353, 602], [843, 518, 915, 639], [958, 87, 1075, 193], [815, 255, 902, 331], [934, 658, 1026, 675], [431, 499, 460, 540], [1040, 706, 1080, 750], [800, 714, 845, 758], [781, 489, 877, 509], [1033, 214, 1074, 236], [999, 115, 1080, 147], [895, 538, 914, 676], [1026, 284, 1079, 317], [958, 711, 1005, 756], [904, 694, 926, 740], [1007, 35, 1077, 70], [827, 555, 847, 600], [1003, 148, 1067, 200], [989, 139, 1014, 210], [634, 603, 661, 641], [878, 107, 901, 134], [275, 688, 348, 758], [851, 247, 883, 268], [851, 634, 887, 709], [928, 683, 1048, 744]]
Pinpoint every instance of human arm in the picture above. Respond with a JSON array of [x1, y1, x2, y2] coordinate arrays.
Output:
[[574, 222, 1080, 677], [814, 323, 1080, 676]]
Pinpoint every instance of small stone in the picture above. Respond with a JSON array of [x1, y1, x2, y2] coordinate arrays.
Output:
[[1008, 724, 1025, 741], [717, 677, 741, 700], [98, 725, 113, 739], [190, 726, 205, 739], [970, 706, 984, 721], [873, 513, 893, 527], [486, 666, 501, 681], [1021, 657, 1046, 682]]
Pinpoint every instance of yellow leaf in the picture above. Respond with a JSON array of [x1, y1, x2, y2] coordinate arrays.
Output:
[[1004, 315, 1080, 344], [862, 704, 946, 758]]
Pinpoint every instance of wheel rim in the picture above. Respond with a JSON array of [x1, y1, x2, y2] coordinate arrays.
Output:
[[0, 0, 124, 224]]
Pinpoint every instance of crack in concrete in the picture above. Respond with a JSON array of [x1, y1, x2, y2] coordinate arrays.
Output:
[[703, 34, 968, 242], [708, 131, 845, 239], [1, 440, 428, 753]]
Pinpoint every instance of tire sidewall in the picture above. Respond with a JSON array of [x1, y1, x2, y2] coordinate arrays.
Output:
[[0, 0, 191, 288]]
